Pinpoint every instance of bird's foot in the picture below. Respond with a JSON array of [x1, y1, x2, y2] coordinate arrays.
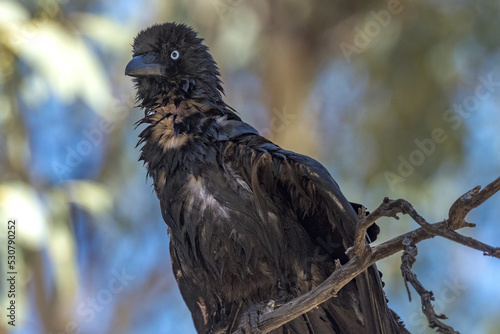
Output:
[[237, 300, 275, 334]]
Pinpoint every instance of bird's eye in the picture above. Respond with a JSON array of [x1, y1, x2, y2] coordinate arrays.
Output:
[[171, 50, 180, 60]]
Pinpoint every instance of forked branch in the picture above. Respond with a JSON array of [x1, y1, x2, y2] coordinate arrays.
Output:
[[233, 176, 500, 334]]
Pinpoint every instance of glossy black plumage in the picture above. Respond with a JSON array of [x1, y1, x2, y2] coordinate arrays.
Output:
[[126, 22, 407, 334]]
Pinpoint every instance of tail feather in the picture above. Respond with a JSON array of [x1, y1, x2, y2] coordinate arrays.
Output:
[[356, 264, 409, 334]]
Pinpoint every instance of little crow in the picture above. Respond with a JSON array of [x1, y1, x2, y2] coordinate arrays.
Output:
[[126, 22, 407, 334]]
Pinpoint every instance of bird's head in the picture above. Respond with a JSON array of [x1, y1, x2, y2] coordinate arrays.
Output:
[[125, 22, 224, 108]]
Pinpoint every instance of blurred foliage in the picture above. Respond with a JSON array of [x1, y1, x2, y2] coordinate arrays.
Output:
[[0, 0, 499, 333]]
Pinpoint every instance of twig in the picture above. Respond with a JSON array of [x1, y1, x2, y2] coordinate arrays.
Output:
[[389, 199, 500, 259], [448, 176, 500, 229], [233, 177, 500, 334], [352, 197, 401, 259], [401, 235, 460, 334]]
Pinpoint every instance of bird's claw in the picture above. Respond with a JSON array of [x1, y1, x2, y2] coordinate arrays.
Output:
[[237, 300, 275, 334]]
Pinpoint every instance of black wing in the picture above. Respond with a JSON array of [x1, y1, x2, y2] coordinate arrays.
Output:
[[221, 129, 405, 334]]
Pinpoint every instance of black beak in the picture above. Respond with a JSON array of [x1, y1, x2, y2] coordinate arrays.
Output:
[[125, 53, 166, 77]]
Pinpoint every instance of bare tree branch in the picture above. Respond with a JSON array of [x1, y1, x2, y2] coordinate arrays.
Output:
[[448, 176, 500, 229], [400, 235, 459, 334], [233, 177, 500, 334]]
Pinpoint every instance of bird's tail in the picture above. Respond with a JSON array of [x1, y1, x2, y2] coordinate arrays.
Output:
[[355, 264, 409, 334]]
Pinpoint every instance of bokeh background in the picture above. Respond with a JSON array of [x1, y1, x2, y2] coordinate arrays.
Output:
[[1, 0, 500, 333]]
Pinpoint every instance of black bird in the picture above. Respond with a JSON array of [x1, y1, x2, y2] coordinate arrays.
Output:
[[126, 22, 406, 334]]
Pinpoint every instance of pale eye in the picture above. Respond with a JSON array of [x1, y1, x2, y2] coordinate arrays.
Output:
[[171, 50, 180, 60]]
